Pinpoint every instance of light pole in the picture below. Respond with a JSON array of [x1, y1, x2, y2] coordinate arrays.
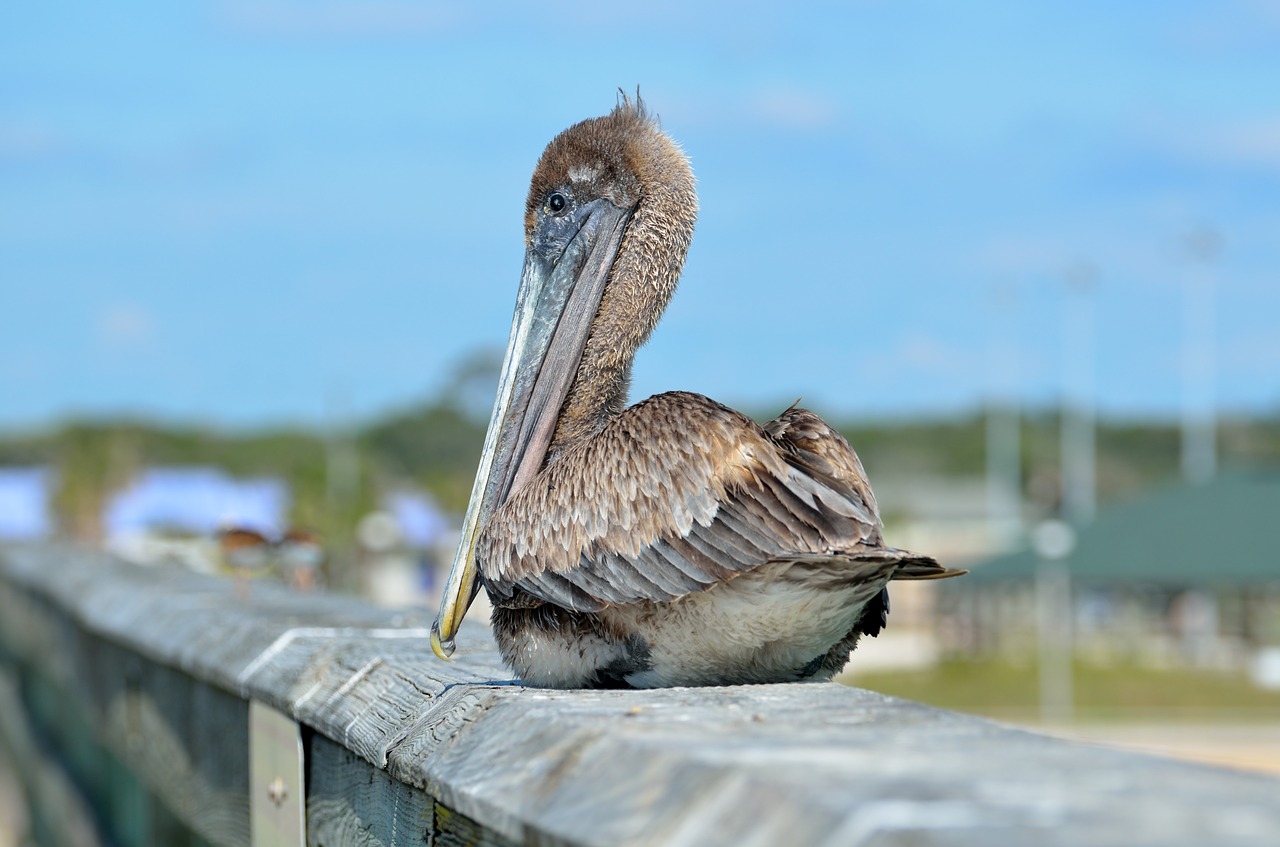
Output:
[[1033, 518, 1076, 724], [1061, 262, 1097, 526], [326, 388, 360, 590], [985, 281, 1022, 547], [1182, 227, 1220, 485]]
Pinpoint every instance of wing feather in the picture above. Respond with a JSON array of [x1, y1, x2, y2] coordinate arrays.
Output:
[[478, 392, 951, 611], [640, 539, 716, 591], [688, 510, 770, 564], [627, 545, 707, 596], [677, 525, 748, 578], [605, 550, 695, 600], [712, 502, 782, 555]]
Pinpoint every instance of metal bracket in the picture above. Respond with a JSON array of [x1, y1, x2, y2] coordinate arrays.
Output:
[[250, 700, 305, 847]]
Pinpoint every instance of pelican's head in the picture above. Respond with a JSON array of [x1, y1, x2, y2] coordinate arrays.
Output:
[[431, 94, 697, 659]]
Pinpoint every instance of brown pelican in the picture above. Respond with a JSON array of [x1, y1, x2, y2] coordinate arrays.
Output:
[[218, 525, 274, 600], [431, 95, 963, 688], [278, 528, 323, 591], [218, 526, 273, 575]]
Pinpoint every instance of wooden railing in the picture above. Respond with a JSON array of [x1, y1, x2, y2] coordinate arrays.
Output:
[[2, 544, 1278, 846]]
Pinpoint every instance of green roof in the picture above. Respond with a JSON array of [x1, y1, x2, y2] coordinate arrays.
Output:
[[967, 470, 1280, 586]]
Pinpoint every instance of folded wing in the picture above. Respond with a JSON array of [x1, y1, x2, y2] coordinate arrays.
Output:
[[478, 391, 959, 613]]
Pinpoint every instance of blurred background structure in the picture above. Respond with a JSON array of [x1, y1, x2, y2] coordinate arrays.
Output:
[[2, 4, 1279, 830]]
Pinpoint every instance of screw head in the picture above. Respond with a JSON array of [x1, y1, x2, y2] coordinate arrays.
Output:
[[267, 777, 288, 807]]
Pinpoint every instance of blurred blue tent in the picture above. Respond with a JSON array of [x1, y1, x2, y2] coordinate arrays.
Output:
[[103, 467, 288, 539], [385, 490, 449, 548], [0, 467, 54, 540]]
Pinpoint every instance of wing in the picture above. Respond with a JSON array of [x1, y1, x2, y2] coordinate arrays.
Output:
[[478, 392, 952, 613]]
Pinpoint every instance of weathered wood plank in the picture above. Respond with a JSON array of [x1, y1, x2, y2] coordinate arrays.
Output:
[[0, 668, 105, 847], [4, 544, 1280, 847], [102, 663, 251, 846], [401, 684, 1280, 846], [307, 731, 431, 847]]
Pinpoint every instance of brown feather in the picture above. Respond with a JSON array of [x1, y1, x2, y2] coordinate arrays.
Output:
[[459, 97, 964, 687], [477, 391, 963, 615], [521, 97, 697, 461]]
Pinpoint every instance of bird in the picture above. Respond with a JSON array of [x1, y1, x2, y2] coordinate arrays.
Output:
[[431, 94, 964, 688], [217, 525, 275, 599], [218, 526, 274, 573], [277, 527, 324, 592]]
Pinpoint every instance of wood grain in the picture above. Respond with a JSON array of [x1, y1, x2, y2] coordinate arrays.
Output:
[[4, 545, 1280, 847]]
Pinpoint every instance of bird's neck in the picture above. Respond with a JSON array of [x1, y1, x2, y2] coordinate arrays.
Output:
[[543, 167, 695, 465], [544, 349, 634, 462]]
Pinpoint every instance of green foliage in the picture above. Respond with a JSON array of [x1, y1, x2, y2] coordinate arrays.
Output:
[[3, 351, 1278, 558], [363, 403, 484, 512], [50, 424, 141, 541], [0, 365, 490, 573], [850, 658, 1280, 722], [836, 417, 988, 478], [833, 409, 1280, 509]]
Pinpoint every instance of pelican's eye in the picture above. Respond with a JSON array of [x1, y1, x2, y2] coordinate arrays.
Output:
[[546, 192, 568, 215]]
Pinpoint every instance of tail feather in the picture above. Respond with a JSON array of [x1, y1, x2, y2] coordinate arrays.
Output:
[[768, 548, 966, 579], [883, 549, 967, 580]]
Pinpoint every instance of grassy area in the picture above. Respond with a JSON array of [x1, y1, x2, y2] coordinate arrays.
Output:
[[847, 659, 1280, 723]]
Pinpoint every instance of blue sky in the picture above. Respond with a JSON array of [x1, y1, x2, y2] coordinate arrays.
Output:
[[3, 1, 1278, 429]]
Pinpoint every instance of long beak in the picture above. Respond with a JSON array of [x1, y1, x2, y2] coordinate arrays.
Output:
[[431, 200, 632, 659]]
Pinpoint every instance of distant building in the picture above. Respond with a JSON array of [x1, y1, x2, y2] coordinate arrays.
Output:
[[361, 489, 452, 609], [104, 467, 288, 539], [384, 490, 449, 549], [842, 474, 1010, 676], [874, 474, 1022, 567], [942, 471, 1280, 672], [103, 467, 288, 571]]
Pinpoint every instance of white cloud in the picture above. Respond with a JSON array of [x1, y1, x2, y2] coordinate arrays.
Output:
[[972, 234, 1072, 276], [656, 85, 842, 135], [1220, 332, 1280, 376], [0, 121, 60, 160], [860, 331, 980, 381], [966, 225, 1224, 290], [1197, 119, 1280, 170], [1133, 114, 1280, 174], [1248, 0, 1280, 28], [97, 304, 154, 350], [216, 1, 462, 37], [746, 85, 842, 132]]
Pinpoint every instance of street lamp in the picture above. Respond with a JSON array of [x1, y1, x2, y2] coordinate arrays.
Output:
[[1032, 518, 1076, 724], [1061, 262, 1097, 526], [985, 281, 1022, 548], [1182, 227, 1220, 485]]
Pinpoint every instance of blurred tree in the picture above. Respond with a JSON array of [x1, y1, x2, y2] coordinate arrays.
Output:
[[51, 424, 140, 542], [437, 348, 502, 423], [3, 346, 1276, 557]]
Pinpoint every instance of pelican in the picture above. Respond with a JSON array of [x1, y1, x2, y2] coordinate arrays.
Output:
[[431, 95, 963, 688]]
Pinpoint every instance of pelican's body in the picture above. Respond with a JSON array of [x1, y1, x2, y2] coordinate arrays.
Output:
[[432, 97, 962, 688]]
